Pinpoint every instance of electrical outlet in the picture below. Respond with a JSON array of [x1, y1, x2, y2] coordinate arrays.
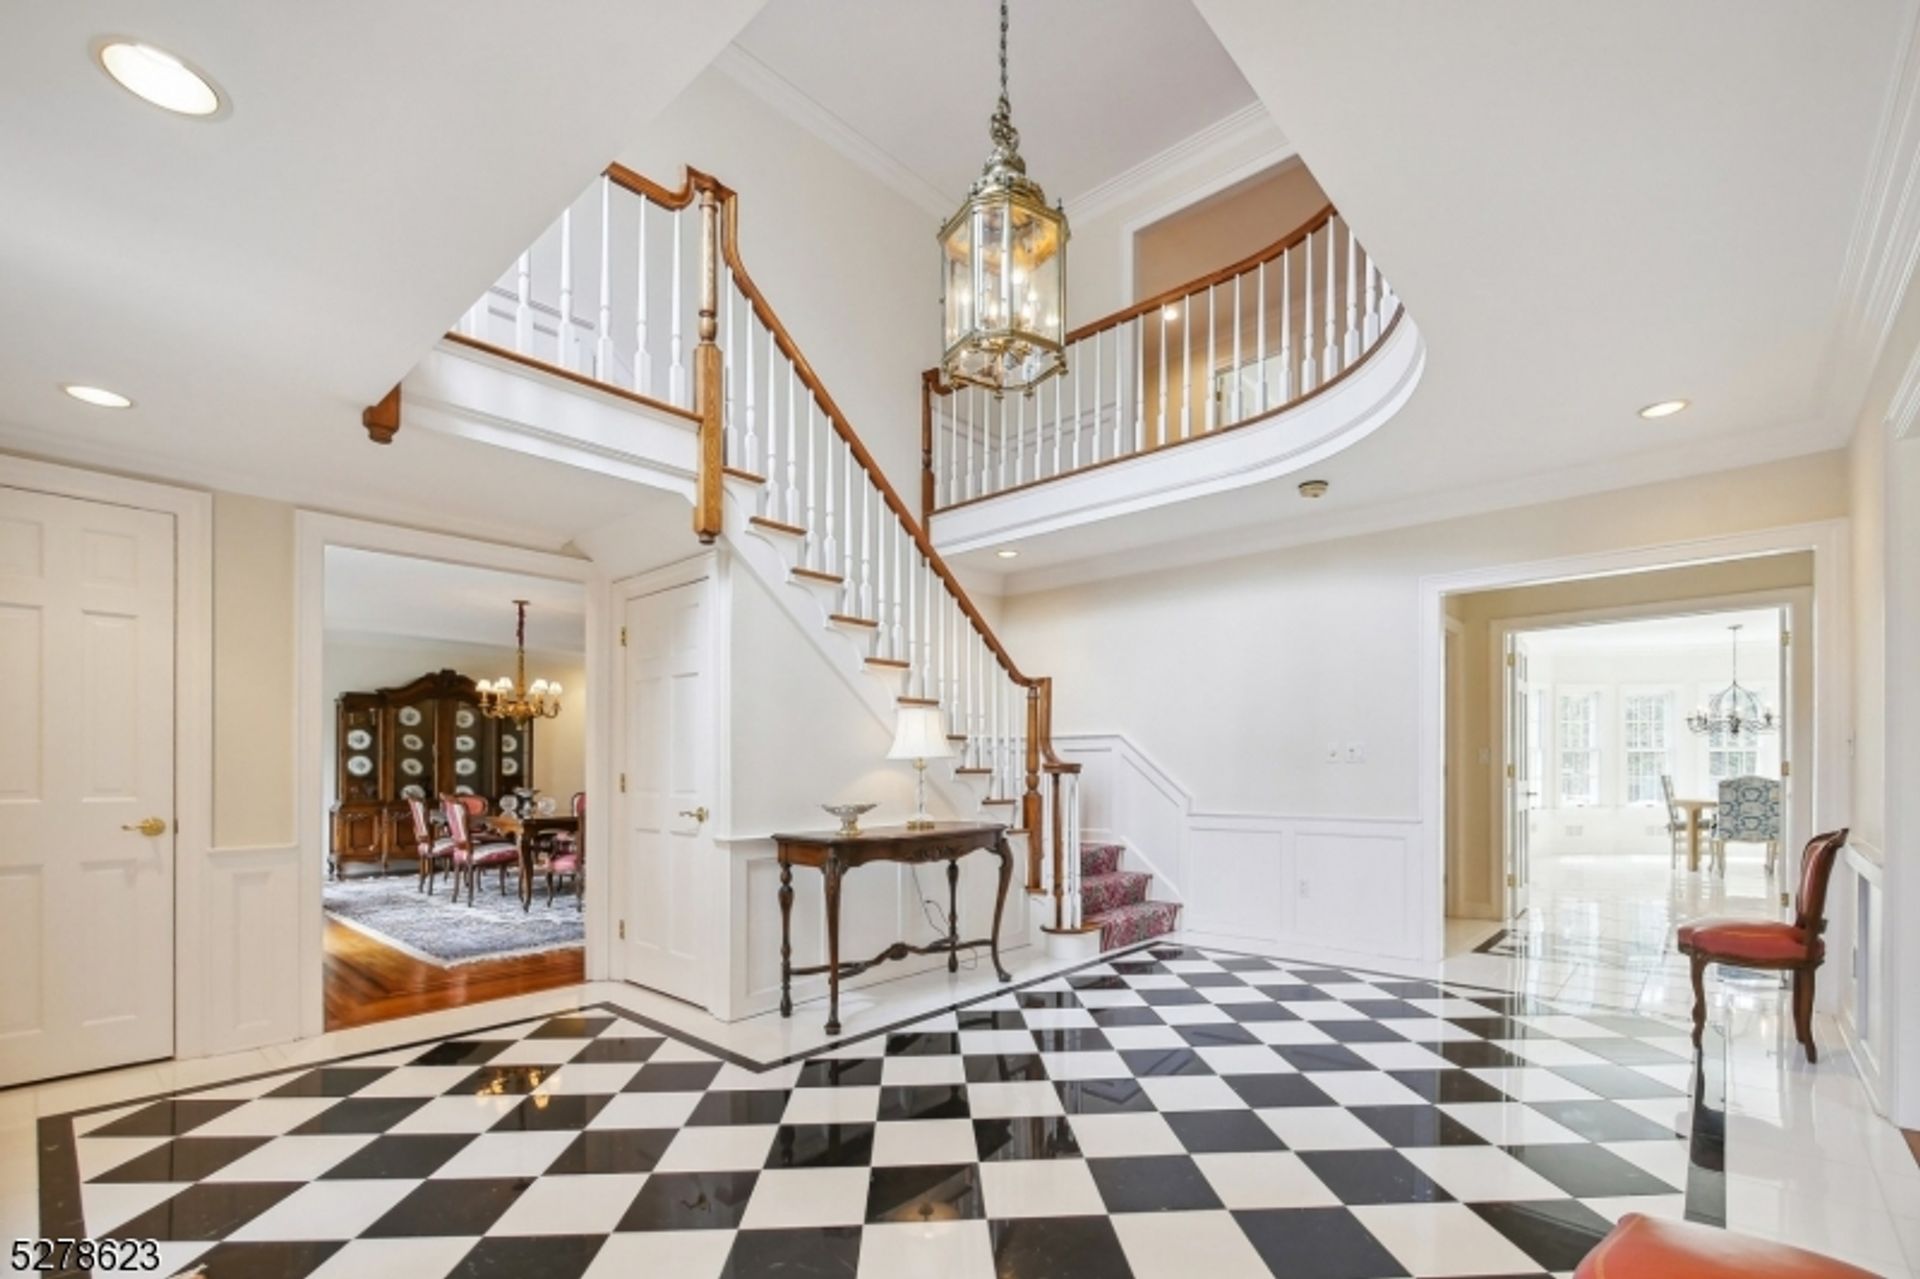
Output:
[[1324, 744, 1341, 763], [1344, 743, 1366, 764], [1298, 879, 1311, 898]]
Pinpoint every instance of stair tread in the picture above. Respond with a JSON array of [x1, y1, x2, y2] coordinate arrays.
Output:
[[829, 613, 879, 628], [864, 657, 910, 668], [1087, 899, 1179, 921], [749, 515, 807, 537], [791, 567, 843, 584], [723, 465, 767, 484]]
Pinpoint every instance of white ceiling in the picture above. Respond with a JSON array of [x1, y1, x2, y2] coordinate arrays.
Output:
[[728, 0, 1258, 210], [1522, 607, 1781, 656], [324, 547, 586, 653], [0, 0, 763, 549], [958, 0, 1913, 589]]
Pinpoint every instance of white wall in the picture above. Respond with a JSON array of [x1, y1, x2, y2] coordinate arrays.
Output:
[[320, 632, 587, 818]]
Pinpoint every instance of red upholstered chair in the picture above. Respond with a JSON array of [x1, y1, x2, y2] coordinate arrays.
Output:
[[407, 797, 456, 895], [1575, 1211, 1878, 1278], [544, 792, 584, 909], [1677, 827, 1849, 1062], [440, 795, 521, 906]]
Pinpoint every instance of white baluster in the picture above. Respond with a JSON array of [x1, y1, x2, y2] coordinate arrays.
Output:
[[1053, 363, 1064, 477], [822, 418, 838, 581], [557, 207, 574, 371], [514, 250, 532, 353], [634, 200, 650, 395], [742, 295, 758, 474], [596, 177, 613, 380], [1112, 324, 1124, 458], [1073, 341, 1084, 466], [1181, 293, 1192, 440], [890, 522, 905, 662], [1256, 261, 1268, 416], [669, 207, 686, 406], [873, 487, 887, 646], [1302, 232, 1318, 393], [1280, 247, 1293, 403], [1205, 282, 1215, 432], [1134, 319, 1145, 452], [1231, 274, 1243, 426], [804, 396, 819, 568], [1323, 216, 1339, 379], [1364, 253, 1380, 346], [764, 336, 781, 518], [997, 394, 1008, 493], [842, 441, 856, 606], [1344, 219, 1359, 365], [860, 479, 874, 619], [1013, 392, 1025, 487], [1158, 307, 1169, 445], [1093, 328, 1104, 459], [785, 363, 799, 530]]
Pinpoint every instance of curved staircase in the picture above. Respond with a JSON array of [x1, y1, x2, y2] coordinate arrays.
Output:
[[1079, 842, 1181, 950]]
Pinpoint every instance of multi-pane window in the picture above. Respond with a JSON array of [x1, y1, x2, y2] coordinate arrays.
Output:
[[1557, 691, 1601, 807], [1621, 692, 1673, 805], [1707, 724, 1760, 782]]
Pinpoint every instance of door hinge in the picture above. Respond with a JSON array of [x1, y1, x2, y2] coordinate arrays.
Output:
[[1506, 652, 1516, 668], [1781, 760, 1791, 778], [618, 919, 626, 940], [1505, 763, 1515, 780], [620, 625, 628, 647], [1780, 892, 1790, 909], [1506, 873, 1517, 887], [1782, 629, 1791, 647], [619, 772, 627, 793]]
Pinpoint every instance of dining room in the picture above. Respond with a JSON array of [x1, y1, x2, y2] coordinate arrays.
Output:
[[319, 546, 590, 1029]]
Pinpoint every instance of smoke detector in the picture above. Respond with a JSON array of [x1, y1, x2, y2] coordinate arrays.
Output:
[[1298, 479, 1330, 499]]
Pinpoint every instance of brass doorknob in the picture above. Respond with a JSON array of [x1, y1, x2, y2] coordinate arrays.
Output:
[[678, 807, 709, 823], [121, 817, 168, 837]]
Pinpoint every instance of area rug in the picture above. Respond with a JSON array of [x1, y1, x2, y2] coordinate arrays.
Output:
[[323, 874, 584, 966]]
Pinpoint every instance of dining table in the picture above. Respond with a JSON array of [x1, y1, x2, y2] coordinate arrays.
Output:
[[489, 812, 581, 910], [1672, 798, 1718, 872]]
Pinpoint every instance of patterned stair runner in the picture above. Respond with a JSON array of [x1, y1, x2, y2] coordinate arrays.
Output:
[[1079, 842, 1182, 950]]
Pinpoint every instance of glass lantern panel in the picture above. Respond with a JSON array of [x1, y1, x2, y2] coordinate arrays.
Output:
[[942, 221, 973, 350]]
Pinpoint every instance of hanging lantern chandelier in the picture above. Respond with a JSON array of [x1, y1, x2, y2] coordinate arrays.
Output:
[[1686, 623, 1777, 738], [939, 0, 1069, 395], [478, 599, 563, 724]]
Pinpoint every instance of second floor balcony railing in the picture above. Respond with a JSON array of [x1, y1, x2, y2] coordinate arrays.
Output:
[[922, 205, 1402, 518]]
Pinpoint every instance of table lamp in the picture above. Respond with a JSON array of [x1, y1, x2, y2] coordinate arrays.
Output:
[[888, 704, 954, 830]]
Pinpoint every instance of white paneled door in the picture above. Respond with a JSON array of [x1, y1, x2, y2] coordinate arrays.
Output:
[[617, 575, 712, 1005], [0, 487, 175, 1085]]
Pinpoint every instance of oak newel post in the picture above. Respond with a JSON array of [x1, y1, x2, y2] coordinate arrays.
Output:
[[1023, 680, 1045, 890], [693, 180, 724, 544]]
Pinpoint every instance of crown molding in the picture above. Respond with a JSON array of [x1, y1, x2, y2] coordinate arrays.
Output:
[[712, 44, 954, 219], [1066, 101, 1283, 224], [1821, 2, 1920, 433]]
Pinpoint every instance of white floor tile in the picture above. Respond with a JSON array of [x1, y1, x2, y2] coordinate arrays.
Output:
[[856, 1220, 995, 1279], [1193, 1151, 1342, 1209], [1351, 1202, 1541, 1277], [1112, 1208, 1273, 1278], [977, 1157, 1106, 1218]]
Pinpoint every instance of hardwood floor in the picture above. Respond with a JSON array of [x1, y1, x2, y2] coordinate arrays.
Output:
[[322, 917, 584, 1031]]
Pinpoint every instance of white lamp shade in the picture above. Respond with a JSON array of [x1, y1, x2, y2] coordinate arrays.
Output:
[[888, 704, 954, 761]]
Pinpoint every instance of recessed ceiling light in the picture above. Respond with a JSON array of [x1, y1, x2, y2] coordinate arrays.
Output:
[[996, 548, 1020, 559], [96, 40, 224, 117], [63, 384, 134, 409], [1638, 398, 1690, 419]]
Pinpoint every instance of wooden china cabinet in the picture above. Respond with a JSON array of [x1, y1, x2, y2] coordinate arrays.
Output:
[[329, 669, 535, 877]]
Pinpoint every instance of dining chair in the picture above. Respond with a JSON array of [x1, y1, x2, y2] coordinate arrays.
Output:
[[1713, 775, 1783, 874], [440, 795, 520, 906], [1658, 774, 1697, 868], [406, 796, 456, 895], [544, 791, 585, 908], [1677, 827, 1848, 1062]]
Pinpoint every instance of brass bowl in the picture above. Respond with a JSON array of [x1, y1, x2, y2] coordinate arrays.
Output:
[[822, 802, 877, 836]]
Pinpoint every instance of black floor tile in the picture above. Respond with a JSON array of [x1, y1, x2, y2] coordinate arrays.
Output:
[[990, 1214, 1132, 1278], [864, 1162, 985, 1223], [546, 1127, 677, 1175], [877, 1084, 970, 1121], [1531, 1099, 1683, 1143], [455, 1064, 564, 1096], [89, 1098, 245, 1138], [264, 1067, 391, 1098], [1067, 974, 1133, 990], [1215, 957, 1278, 972], [687, 1089, 791, 1126], [1257, 984, 1329, 1003], [955, 1008, 1028, 1030], [569, 1036, 663, 1065], [886, 1031, 962, 1056], [88, 1136, 267, 1183], [1433, 1040, 1529, 1070], [973, 1116, 1083, 1161], [1548, 1065, 1684, 1100], [1029, 1027, 1112, 1053], [796, 1057, 884, 1087], [364, 1177, 533, 1237], [1470, 1198, 1615, 1270], [1501, 1142, 1680, 1197], [1054, 1078, 1155, 1114], [1350, 1105, 1488, 1148], [1225, 1073, 1334, 1109], [288, 1096, 429, 1135], [321, 1133, 472, 1179], [765, 1123, 874, 1168], [1344, 999, 1428, 1020], [1274, 1044, 1374, 1073], [448, 1233, 605, 1278], [1387, 1070, 1512, 1105], [964, 1052, 1046, 1083], [1090, 1006, 1168, 1027], [1182, 972, 1246, 988], [1322, 1020, 1408, 1044], [491, 1093, 610, 1132], [722, 1225, 861, 1277], [1578, 1037, 1689, 1066], [412, 1039, 512, 1067], [109, 1182, 301, 1241], [1016, 991, 1082, 1009], [1165, 1109, 1287, 1153], [1226, 1001, 1302, 1022], [1290, 968, 1357, 985], [616, 1170, 757, 1231], [1234, 1206, 1411, 1278], [624, 1061, 725, 1092], [1089, 1153, 1222, 1212], [176, 1240, 343, 1279], [1119, 1047, 1212, 1077], [526, 1015, 616, 1040], [1175, 1022, 1261, 1048], [1138, 988, 1208, 1007], [1297, 1149, 1456, 1205]]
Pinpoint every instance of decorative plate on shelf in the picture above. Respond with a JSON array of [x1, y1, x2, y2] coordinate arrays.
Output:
[[454, 735, 476, 753], [346, 755, 373, 777], [536, 795, 558, 816], [499, 794, 520, 815], [454, 784, 474, 796], [345, 728, 372, 750], [397, 706, 423, 727], [501, 734, 519, 752], [400, 784, 425, 801], [501, 758, 519, 776], [454, 708, 477, 728], [400, 758, 424, 777], [455, 758, 477, 777]]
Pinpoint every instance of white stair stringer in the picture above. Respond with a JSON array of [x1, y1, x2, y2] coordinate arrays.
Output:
[[721, 475, 1013, 833]]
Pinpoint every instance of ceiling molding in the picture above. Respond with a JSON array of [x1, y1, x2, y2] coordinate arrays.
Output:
[[1822, 1, 1920, 432], [995, 416, 1843, 598], [1067, 101, 1282, 225], [712, 43, 954, 219]]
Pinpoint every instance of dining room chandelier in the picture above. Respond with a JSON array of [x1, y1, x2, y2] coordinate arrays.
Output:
[[478, 599, 563, 724], [1686, 623, 1776, 738], [938, 0, 1069, 395]]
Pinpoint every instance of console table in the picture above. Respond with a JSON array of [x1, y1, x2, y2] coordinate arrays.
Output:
[[773, 821, 1013, 1035]]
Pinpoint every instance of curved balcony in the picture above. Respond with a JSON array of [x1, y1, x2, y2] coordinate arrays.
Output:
[[923, 207, 1424, 556]]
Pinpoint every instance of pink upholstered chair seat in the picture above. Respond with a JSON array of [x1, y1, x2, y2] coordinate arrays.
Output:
[[1675, 919, 1818, 965], [453, 841, 519, 867], [547, 852, 580, 874]]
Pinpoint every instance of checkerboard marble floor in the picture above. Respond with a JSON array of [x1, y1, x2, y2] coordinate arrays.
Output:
[[40, 945, 1714, 1279]]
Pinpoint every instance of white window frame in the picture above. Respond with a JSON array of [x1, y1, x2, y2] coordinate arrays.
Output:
[[1555, 685, 1606, 808], [1695, 678, 1779, 787], [1618, 685, 1678, 807]]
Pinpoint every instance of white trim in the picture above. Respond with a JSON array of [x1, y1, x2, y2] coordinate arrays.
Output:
[[711, 44, 954, 219], [1076, 102, 1285, 226], [1890, 341, 1920, 441], [1112, 130, 1299, 309], [1419, 520, 1850, 967], [295, 512, 612, 1040], [0, 453, 215, 1060]]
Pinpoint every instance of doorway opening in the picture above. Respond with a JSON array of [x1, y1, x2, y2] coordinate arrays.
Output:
[[320, 547, 588, 1030], [1441, 552, 1815, 1009]]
